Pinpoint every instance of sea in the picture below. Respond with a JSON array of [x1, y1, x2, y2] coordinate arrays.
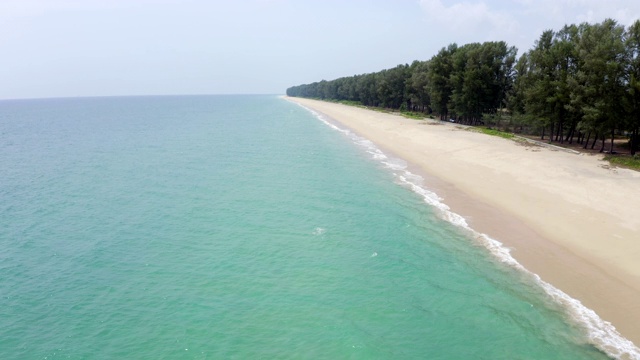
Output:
[[0, 95, 636, 359]]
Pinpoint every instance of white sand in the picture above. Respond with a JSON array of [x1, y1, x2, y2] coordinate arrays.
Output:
[[287, 97, 640, 347]]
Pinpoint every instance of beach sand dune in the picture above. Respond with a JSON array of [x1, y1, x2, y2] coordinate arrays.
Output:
[[287, 97, 640, 349]]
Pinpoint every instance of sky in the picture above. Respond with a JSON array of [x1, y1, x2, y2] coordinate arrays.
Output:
[[1, 0, 640, 99]]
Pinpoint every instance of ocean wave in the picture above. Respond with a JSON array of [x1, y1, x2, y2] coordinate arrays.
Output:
[[296, 101, 640, 360], [312, 227, 326, 236]]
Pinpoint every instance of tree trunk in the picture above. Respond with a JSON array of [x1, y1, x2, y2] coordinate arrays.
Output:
[[566, 122, 576, 144], [632, 127, 639, 156], [541, 126, 546, 140], [599, 134, 606, 153], [591, 132, 598, 149], [610, 128, 615, 154], [557, 120, 563, 143], [584, 131, 591, 149]]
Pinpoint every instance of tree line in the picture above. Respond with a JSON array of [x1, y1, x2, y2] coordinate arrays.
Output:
[[286, 19, 640, 155]]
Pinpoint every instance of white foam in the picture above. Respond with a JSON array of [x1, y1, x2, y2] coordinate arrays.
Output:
[[295, 102, 640, 360]]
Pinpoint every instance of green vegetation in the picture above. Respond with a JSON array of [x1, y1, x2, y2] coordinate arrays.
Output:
[[335, 100, 362, 107], [287, 19, 640, 162], [604, 154, 640, 170], [400, 111, 426, 120], [474, 127, 516, 139]]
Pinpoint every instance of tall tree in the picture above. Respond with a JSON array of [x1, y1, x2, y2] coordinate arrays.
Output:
[[407, 60, 431, 112], [506, 53, 531, 127], [427, 44, 457, 120], [572, 19, 627, 152], [449, 43, 478, 121], [522, 30, 556, 139], [626, 20, 640, 155]]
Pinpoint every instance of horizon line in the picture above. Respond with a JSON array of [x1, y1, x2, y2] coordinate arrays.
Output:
[[0, 93, 285, 102]]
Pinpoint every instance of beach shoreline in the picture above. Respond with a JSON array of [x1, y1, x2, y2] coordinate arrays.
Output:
[[285, 96, 640, 355]]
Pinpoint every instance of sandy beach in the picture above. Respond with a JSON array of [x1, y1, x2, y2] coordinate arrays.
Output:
[[286, 97, 640, 351]]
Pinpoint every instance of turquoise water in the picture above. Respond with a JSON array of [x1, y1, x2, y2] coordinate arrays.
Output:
[[0, 95, 618, 359]]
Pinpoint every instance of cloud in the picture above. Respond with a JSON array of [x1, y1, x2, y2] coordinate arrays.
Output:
[[420, 0, 507, 30], [516, 0, 640, 26], [418, 0, 519, 46], [418, 0, 640, 55]]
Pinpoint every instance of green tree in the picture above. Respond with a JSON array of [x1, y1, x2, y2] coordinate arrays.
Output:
[[427, 44, 457, 120], [523, 30, 561, 140], [572, 19, 627, 152], [625, 20, 640, 155], [407, 60, 431, 112], [506, 53, 532, 131]]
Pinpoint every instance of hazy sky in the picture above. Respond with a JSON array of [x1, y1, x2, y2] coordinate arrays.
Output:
[[2, 0, 640, 99]]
